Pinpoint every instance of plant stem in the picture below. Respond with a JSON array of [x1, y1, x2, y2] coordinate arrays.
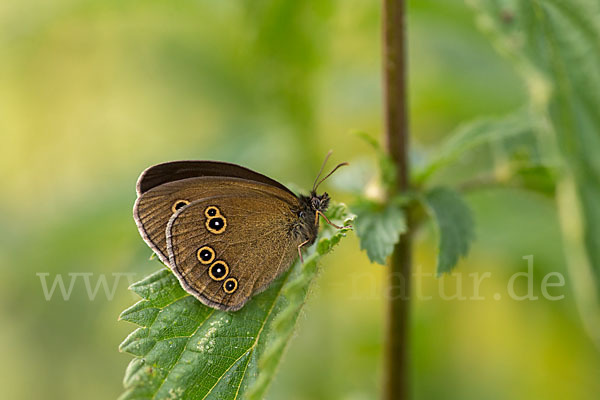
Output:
[[382, 1, 411, 400]]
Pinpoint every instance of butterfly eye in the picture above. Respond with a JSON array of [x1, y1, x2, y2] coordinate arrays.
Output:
[[171, 199, 190, 213], [209, 261, 229, 281], [223, 278, 238, 294], [197, 246, 215, 264]]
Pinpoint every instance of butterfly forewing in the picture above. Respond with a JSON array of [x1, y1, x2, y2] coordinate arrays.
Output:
[[166, 194, 303, 311], [136, 160, 295, 196]]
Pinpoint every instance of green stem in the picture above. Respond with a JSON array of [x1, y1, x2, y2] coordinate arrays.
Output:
[[382, 1, 411, 399]]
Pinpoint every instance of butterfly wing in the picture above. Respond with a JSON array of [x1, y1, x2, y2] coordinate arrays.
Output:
[[134, 175, 299, 266], [166, 193, 303, 311], [136, 160, 295, 197]]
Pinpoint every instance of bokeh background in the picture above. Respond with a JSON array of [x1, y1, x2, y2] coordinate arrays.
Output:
[[1, 1, 598, 399]]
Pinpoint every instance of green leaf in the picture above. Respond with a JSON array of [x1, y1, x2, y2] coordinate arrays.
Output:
[[119, 203, 354, 400], [424, 187, 475, 275], [469, 0, 600, 348], [415, 108, 544, 185], [523, 0, 600, 344], [351, 199, 406, 265]]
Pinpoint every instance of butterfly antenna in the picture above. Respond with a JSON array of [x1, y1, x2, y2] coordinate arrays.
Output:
[[313, 162, 349, 192], [312, 150, 334, 192]]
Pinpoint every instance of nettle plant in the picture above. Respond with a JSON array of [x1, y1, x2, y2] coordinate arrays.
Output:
[[118, 1, 600, 399]]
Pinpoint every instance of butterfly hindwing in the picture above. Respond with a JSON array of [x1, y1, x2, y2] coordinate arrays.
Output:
[[166, 194, 303, 311], [133, 176, 299, 267]]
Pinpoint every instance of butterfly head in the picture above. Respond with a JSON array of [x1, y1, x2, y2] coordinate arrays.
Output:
[[295, 193, 327, 246], [310, 191, 330, 214], [297, 192, 329, 226], [306, 151, 348, 228], [293, 152, 348, 245]]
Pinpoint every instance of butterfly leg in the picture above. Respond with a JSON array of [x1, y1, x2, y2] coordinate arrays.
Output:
[[316, 210, 351, 230], [297, 239, 309, 263]]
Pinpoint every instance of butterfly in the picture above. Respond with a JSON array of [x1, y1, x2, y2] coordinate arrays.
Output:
[[133, 153, 348, 311]]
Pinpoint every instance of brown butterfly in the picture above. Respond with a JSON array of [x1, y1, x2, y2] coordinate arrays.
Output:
[[133, 153, 347, 311]]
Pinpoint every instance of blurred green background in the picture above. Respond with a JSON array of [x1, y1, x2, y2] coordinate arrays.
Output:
[[1, 1, 598, 399]]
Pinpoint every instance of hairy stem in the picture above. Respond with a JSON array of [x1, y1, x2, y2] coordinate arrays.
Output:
[[382, 0, 411, 399]]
